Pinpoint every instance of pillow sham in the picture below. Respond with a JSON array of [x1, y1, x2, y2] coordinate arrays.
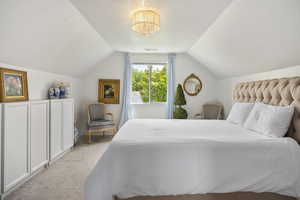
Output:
[[244, 102, 294, 137], [227, 102, 254, 125]]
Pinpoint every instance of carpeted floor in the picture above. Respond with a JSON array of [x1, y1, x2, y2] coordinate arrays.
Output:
[[5, 136, 112, 200]]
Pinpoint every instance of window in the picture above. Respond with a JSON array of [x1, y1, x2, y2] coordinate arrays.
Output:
[[131, 63, 167, 104]]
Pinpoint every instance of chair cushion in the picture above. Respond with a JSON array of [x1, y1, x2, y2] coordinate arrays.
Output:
[[88, 119, 115, 127], [89, 104, 105, 121]]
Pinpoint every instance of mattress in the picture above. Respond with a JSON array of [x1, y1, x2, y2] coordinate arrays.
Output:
[[84, 119, 300, 200]]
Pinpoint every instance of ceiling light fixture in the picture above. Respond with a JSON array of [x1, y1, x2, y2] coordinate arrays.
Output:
[[131, 0, 160, 36]]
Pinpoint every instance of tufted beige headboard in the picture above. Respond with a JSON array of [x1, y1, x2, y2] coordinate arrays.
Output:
[[233, 77, 300, 143]]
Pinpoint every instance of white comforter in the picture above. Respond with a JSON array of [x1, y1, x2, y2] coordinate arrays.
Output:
[[85, 119, 300, 200]]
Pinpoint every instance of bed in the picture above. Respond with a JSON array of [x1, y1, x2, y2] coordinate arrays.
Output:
[[85, 77, 300, 200]]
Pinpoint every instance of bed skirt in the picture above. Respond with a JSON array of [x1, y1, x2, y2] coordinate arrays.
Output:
[[115, 192, 296, 200]]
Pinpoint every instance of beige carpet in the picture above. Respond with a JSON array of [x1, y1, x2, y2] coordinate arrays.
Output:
[[5, 136, 112, 200]]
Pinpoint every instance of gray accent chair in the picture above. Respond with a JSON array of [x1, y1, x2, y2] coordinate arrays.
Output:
[[194, 102, 224, 120], [87, 103, 117, 143]]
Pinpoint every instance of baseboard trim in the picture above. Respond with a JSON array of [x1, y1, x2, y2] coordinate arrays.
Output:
[[49, 148, 72, 165], [2, 166, 46, 199], [2, 147, 73, 199]]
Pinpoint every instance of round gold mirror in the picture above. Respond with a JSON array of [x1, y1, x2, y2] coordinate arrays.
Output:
[[183, 73, 202, 96]]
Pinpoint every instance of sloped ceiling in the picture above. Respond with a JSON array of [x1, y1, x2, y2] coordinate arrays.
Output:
[[189, 0, 300, 78], [0, 0, 112, 77], [70, 0, 232, 53], [1, 0, 300, 78]]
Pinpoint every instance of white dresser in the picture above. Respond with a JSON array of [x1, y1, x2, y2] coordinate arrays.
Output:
[[49, 99, 74, 161], [0, 98, 74, 196]]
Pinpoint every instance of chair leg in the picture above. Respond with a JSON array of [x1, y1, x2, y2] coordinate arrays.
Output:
[[113, 195, 119, 200], [88, 129, 92, 144]]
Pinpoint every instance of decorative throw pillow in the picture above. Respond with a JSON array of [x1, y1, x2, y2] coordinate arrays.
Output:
[[244, 103, 294, 137], [227, 102, 255, 125]]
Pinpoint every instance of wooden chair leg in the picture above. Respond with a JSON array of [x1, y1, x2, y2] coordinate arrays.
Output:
[[88, 129, 92, 144]]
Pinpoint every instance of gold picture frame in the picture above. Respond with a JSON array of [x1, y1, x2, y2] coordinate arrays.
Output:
[[98, 79, 120, 104], [0, 68, 29, 102]]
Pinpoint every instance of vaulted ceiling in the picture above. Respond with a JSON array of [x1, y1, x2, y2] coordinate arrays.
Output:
[[0, 0, 112, 77], [189, 0, 300, 78], [1, 0, 300, 78], [70, 0, 232, 53]]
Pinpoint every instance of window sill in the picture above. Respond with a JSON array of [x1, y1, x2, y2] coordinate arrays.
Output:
[[131, 102, 167, 105]]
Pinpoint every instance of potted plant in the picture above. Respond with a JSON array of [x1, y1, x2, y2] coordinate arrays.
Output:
[[173, 84, 188, 119]]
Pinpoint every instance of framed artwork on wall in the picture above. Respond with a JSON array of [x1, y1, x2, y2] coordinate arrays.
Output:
[[98, 79, 120, 104], [0, 68, 29, 102]]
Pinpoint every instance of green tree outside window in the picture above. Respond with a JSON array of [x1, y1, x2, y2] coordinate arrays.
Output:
[[132, 64, 167, 103]]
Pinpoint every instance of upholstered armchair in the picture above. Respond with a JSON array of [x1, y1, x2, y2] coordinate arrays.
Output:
[[87, 103, 117, 143], [194, 102, 224, 120]]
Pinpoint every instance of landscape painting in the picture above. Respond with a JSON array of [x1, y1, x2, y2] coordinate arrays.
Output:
[[0, 68, 28, 102], [4, 73, 23, 97]]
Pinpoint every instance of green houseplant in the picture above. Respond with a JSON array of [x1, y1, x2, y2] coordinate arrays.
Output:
[[173, 84, 188, 119]]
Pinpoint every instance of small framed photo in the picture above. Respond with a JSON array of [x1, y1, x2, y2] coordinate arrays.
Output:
[[0, 68, 29, 102], [98, 79, 120, 104]]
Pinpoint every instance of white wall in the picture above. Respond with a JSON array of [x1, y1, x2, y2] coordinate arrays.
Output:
[[81, 52, 124, 128], [80, 52, 218, 130], [0, 62, 82, 127], [175, 53, 218, 118], [217, 65, 300, 115]]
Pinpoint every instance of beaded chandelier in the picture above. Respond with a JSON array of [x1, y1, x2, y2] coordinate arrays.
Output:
[[131, 0, 160, 36]]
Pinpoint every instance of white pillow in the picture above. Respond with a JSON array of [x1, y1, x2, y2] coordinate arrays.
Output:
[[244, 102, 294, 137], [227, 102, 255, 125]]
